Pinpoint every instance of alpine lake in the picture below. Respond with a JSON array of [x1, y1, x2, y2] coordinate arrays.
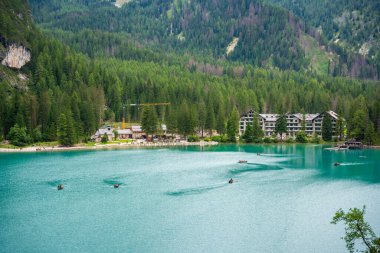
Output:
[[0, 144, 379, 253]]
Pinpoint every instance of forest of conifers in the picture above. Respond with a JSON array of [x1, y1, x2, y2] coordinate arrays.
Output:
[[0, 0, 379, 145]]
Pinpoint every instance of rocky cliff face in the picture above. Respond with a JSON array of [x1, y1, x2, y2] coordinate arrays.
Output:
[[1, 44, 31, 69]]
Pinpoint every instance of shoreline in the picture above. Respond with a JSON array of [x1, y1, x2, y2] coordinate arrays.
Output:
[[1, 142, 379, 153], [0, 141, 219, 153]]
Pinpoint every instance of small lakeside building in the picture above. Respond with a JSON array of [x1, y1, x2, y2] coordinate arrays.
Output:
[[91, 124, 167, 142]]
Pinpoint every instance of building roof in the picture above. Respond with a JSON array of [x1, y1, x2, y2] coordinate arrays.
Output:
[[325, 110, 339, 119], [131, 125, 143, 132], [259, 114, 278, 122], [293, 113, 319, 121], [161, 124, 167, 131], [117, 129, 132, 135], [93, 127, 114, 138], [241, 110, 340, 122]]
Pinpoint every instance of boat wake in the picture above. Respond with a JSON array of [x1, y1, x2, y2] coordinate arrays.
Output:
[[166, 183, 227, 196], [46, 179, 66, 187], [103, 177, 125, 186], [229, 163, 284, 175], [338, 162, 368, 166]]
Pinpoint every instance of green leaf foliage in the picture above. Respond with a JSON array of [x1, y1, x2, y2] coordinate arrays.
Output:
[[331, 206, 380, 253]]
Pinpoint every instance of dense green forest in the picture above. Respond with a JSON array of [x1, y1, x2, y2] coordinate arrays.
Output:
[[29, 0, 379, 79], [0, 0, 379, 146]]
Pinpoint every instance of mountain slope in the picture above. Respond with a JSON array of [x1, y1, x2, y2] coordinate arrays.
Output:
[[263, 0, 380, 76], [29, 0, 379, 79]]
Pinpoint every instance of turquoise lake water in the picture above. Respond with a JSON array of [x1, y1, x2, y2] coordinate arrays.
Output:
[[0, 144, 379, 253]]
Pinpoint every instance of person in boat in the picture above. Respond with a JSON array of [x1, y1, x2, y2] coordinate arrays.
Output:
[[114, 184, 120, 188], [57, 184, 64, 190], [334, 162, 341, 166], [228, 178, 234, 184]]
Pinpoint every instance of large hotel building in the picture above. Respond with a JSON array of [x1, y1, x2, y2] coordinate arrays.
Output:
[[239, 110, 340, 137]]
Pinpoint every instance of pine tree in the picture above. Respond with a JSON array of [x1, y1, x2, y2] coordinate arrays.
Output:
[[58, 113, 77, 146], [226, 107, 240, 142], [364, 121, 375, 145], [243, 123, 254, 143], [205, 105, 215, 136], [177, 102, 196, 138], [322, 114, 333, 141], [216, 112, 226, 135], [198, 101, 206, 137], [165, 108, 177, 136], [350, 109, 367, 141], [301, 113, 306, 132], [141, 106, 158, 137], [275, 114, 287, 141], [57, 113, 68, 146], [252, 113, 264, 142], [336, 116, 345, 141]]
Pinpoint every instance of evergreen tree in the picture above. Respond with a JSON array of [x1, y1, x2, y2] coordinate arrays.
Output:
[[275, 114, 287, 141], [336, 116, 345, 141], [177, 102, 196, 138], [350, 109, 367, 141], [58, 113, 77, 146], [166, 108, 177, 136], [141, 106, 158, 137], [205, 105, 215, 136], [242, 123, 254, 143], [57, 113, 68, 146], [301, 113, 306, 132], [364, 121, 376, 145], [252, 113, 264, 142], [322, 114, 333, 141], [198, 101, 207, 137], [226, 107, 240, 142], [216, 110, 226, 135]]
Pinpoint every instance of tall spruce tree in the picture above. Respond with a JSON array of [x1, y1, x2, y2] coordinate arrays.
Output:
[[205, 105, 215, 136], [252, 113, 264, 142], [58, 113, 77, 146], [336, 116, 345, 141], [198, 101, 207, 137], [243, 123, 254, 143], [350, 109, 367, 141], [141, 106, 158, 137], [226, 107, 240, 142], [322, 114, 333, 141], [275, 114, 287, 141]]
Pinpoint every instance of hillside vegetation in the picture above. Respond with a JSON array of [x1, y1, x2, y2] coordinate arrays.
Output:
[[29, 0, 379, 79], [0, 0, 379, 146]]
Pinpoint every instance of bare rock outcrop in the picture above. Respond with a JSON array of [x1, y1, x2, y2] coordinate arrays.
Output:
[[1, 44, 31, 69]]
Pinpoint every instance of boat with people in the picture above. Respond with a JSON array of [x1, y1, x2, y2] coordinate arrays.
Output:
[[238, 160, 247, 163]]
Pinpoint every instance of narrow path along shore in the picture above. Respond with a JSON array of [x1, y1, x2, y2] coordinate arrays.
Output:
[[0, 141, 219, 153]]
